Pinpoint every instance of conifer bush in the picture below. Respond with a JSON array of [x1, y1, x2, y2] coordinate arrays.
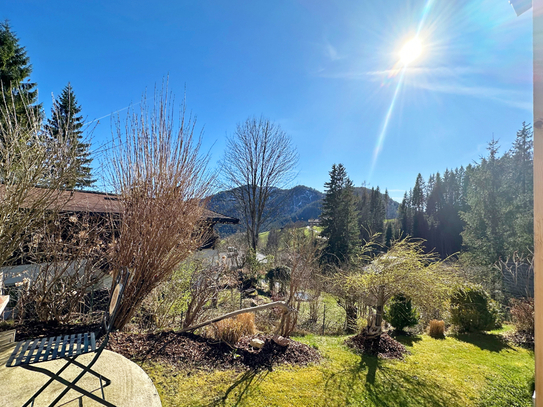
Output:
[[384, 293, 419, 333]]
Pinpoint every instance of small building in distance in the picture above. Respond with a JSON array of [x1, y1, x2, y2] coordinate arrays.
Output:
[[308, 218, 321, 227]]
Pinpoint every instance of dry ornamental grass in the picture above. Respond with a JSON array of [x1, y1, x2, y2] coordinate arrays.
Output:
[[210, 313, 256, 344], [428, 319, 445, 338]]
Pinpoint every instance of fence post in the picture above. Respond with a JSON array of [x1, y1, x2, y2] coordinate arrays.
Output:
[[322, 304, 326, 335]]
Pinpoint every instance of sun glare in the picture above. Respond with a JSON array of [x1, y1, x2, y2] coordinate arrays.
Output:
[[400, 38, 422, 65]]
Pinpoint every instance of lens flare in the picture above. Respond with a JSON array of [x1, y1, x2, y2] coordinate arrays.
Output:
[[369, 69, 405, 179], [368, 0, 434, 182], [400, 38, 422, 65]]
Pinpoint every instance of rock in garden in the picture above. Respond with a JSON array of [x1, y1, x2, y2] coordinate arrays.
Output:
[[272, 335, 289, 347], [250, 338, 265, 349]]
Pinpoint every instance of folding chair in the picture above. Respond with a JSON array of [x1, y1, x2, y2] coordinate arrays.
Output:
[[6, 268, 130, 407]]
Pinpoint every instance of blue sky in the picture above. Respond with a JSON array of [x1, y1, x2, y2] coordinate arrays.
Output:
[[3, 0, 533, 202]]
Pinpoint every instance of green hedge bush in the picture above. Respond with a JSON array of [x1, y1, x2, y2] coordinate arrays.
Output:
[[450, 285, 501, 333]]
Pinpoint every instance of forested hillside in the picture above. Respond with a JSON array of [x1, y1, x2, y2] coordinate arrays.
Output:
[[208, 185, 399, 236], [396, 122, 533, 263]]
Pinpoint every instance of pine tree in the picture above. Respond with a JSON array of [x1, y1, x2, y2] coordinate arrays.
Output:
[[461, 139, 505, 264], [369, 186, 386, 237], [46, 83, 94, 189], [385, 221, 393, 248], [320, 164, 360, 266], [0, 21, 40, 127], [505, 122, 533, 256], [397, 191, 413, 236], [412, 173, 425, 212]]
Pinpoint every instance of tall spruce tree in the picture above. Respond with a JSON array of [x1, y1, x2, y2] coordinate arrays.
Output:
[[461, 139, 505, 264], [0, 21, 40, 127], [397, 191, 413, 236], [320, 164, 360, 266], [505, 122, 533, 256], [46, 83, 94, 189]]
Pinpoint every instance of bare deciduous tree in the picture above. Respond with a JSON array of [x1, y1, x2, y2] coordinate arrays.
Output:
[[108, 85, 212, 330], [0, 87, 78, 274], [221, 117, 298, 250]]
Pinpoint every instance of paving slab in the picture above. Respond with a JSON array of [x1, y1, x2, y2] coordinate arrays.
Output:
[[0, 344, 161, 407]]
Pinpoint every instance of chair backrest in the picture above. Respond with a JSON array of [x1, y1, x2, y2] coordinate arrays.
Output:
[[104, 268, 129, 333]]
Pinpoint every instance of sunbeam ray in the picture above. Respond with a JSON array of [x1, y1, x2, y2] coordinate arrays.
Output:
[[368, 0, 435, 181], [369, 68, 405, 180]]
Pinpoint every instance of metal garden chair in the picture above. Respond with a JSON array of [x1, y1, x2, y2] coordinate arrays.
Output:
[[6, 268, 130, 407]]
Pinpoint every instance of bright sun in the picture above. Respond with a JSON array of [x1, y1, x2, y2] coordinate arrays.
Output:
[[400, 38, 422, 65]]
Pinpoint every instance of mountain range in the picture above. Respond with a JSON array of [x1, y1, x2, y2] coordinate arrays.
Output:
[[208, 185, 399, 236]]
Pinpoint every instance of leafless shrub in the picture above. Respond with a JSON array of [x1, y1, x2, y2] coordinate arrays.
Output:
[[497, 252, 534, 299], [136, 263, 192, 330], [510, 298, 534, 335], [16, 212, 110, 323], [276, 228, 321, 337], [0, 87, 78, 271], [107, 84, 212, 330], [182, 259, 237, 329]]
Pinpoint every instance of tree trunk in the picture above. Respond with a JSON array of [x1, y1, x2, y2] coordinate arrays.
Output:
[[345, 301, 358, 334], [364, 286, 385, 338]]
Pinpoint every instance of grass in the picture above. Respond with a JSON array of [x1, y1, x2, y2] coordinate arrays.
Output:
[[258, 226, 323, 250], [140, 330, 534, 407]]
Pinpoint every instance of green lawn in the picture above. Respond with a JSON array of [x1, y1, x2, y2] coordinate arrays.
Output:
[[258, 226, 322, 250], [140, 330, 534, 407]]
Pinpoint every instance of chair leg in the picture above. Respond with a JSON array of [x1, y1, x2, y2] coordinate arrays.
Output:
[[46, 349, 112, 407], [100, 375, 105, 399], [23, 362, 116, 407], [22, 358, 77, 407], [69, 357, 112, 388]]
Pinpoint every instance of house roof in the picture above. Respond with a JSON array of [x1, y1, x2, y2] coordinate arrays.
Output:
[[12, 189, 239, 224]]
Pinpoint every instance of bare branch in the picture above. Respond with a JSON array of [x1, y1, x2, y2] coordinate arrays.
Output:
[[107, 82, 213, 330], [220, 116, 298, 250]]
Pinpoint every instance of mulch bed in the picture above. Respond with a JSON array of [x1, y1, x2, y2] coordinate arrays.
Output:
[[106, 331, 321, 371], [505, 330, 534, 350], [345, 331, 409, 359], [2, 321, 104, 341], [2, 321, 321, 371]]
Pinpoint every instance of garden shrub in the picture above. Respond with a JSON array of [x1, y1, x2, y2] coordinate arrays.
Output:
[[510, 298, 534, 335], [450, 285, 501, 332], [428, 319, 445, 338], [211, 313, 256, 344], [384, 293, 419, 333], [266, 265, 291, 294]]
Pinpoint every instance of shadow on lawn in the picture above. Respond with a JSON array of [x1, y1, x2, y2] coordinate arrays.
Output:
[[454, 333, 515, 353], [324, 354, 465, 407], [393, 334, 423, 348], [210, 368, 270, 407]]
